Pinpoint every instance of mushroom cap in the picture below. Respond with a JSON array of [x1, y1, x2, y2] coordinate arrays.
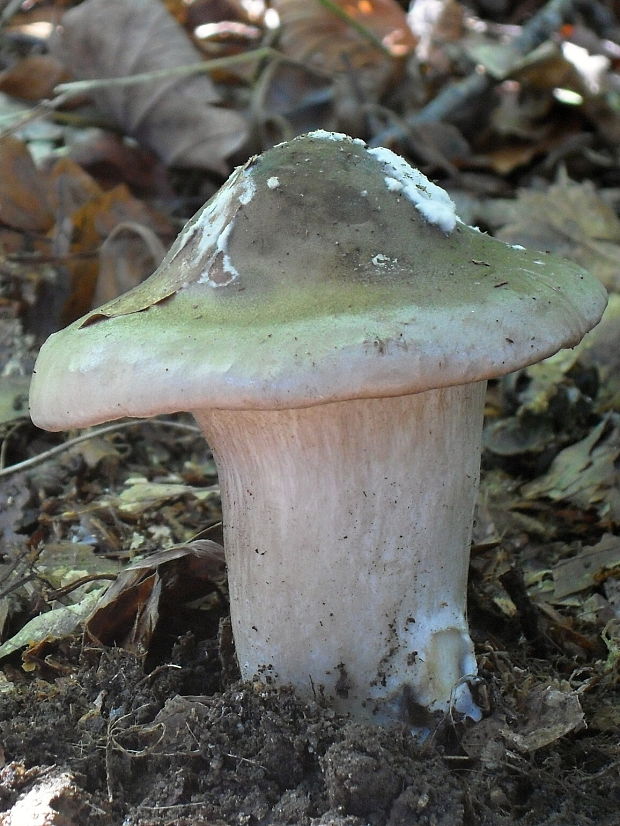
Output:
[[30, 131, 607, 430]]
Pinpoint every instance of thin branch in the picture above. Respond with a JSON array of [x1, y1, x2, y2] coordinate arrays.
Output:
[[0, 419, 201, 479], [0, 93, 74, 140], [0, 0, 25, 28], [371, 0, 579, 145], [54, 47, 285, 96]]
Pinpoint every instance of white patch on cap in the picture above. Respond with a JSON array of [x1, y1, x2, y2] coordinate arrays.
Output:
[[211, 222, 238, 285], [371, 253, 398, 268], [306, 130, 366, 146], [384, 177, 403, 193], [238, 174, 256, 205], [172, 167, 257, 288], [267, 176, 280, 189], [367, 146, 457, 234]]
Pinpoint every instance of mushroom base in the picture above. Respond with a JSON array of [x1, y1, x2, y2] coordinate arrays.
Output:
[[196, 382, 486, 725]]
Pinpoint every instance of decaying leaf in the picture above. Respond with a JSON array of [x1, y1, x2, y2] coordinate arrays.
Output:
[[46, 156, 104, 217], [497, 172, 620, 291], [483, 347, 596, 461], [521, 414, 620, 520], [0, 590, 103, 662], [85, 540, 226, 652], [462, 682, 586, 760], [0, 766, 93, 826], [504, 683, 586, 753], [37, 541, 120, 587], [60, 183, 173, 321], [576, 293, 620, 411], [275, 0, 416, 98], [115, 478, 219, 517], [552, 534, 620, 600], [0, 137, 53, 233], [52, 0, 247, 172], [0, 54, 66, 101], [92, 222, 167, 306]]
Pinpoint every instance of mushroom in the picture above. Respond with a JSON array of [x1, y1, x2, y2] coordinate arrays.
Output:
[[29, 131, 607, 725]]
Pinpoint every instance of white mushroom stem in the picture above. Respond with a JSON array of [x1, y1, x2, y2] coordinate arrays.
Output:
[[195, 381, 486, 723]]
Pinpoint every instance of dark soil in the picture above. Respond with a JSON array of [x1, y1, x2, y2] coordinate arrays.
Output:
[[0, 551, 618, 825]]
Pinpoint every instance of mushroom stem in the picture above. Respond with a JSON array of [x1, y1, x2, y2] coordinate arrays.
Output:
[[195, 381, 486, 723]]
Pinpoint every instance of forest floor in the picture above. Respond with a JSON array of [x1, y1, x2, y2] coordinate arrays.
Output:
[[0, 0, 619, 823]]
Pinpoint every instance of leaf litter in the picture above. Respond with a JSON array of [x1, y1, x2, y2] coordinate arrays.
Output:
[[0, 0, 619, 823]]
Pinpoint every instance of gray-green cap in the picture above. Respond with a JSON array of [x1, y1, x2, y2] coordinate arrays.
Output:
[[30, 131, 607, 430]]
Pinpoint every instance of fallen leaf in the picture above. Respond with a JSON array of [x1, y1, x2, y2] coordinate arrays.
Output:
[[496, 172, 620, 291], [52, 0, 247, 172], [504, 683, 585, 752], [115, 478, 219, 517], [85, 540, 226, 651], [0, 591, 103, 661], [0, 137, 53, 233], [37, 542, 120, 587], [45, 157, 103, 217], [521, 414, 620, 520], [0, 55, 66, 101], [60, 183, 172, 321], [552, 534, 620, 600], [92, 222, 166, 306], [275, 0, 416, 100], [65, 129, 171, 195]]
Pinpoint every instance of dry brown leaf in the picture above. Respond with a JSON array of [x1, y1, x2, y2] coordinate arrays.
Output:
[[52, 0, 247, 172], [65, 130, 170, 194], [0, 55, 66, 101], [45, 157, 103, 216], [275, 0, 416, 97], [482, 143, 541, 176], [496, 173, 620, 291], [0, 137, 53, 233], [93, 222, 167, 306], [60, 184, 173, 321], [85, 541, 226, 652]]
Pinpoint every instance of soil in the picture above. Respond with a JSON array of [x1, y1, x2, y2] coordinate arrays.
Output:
[[0, 630, 617, 825]]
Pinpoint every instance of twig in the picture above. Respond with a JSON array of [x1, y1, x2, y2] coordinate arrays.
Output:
[[47, 573, 118, 601], [0, 419, 201, 479], [370, 0, 578, 145], [54, 47, 284, 96], [0, 93, 74, 140], [512, 0, 577, 54], [0, 0, 25, 28]]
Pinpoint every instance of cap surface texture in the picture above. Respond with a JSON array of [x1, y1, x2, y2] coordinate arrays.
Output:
[[30, 131, 607, 430]]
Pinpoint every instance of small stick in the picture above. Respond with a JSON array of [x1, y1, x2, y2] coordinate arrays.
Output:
[[0, 419, 201, 479]]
